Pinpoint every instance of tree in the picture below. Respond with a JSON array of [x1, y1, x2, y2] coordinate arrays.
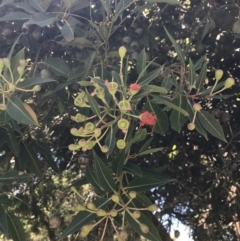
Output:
[[0, 0, 239, 240]]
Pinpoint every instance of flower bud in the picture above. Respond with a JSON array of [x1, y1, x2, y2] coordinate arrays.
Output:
[[119, 46, 127, 59], [68, 144, 81, 151], [118, 119, 129, 130], [133, 211, 141, 219], [109, 209, 118, 217], [193, 103, 202, 112], [74, 204, 86, 211], [116, 139, 126, 149], [8, 83, 16, 92], [0, 103, 7, 111], [215, 69, 223, 82], [85, 141, 96, 150], [140, 224, 149, 233], [74, 96, 88, 107], [129, 83, 141, 96], [40, 69, 52, 78], [96, 209, 107, 217], [85, 122, 95, 133], [17, 66, 24, 77], [187, 123, 195, 131], [119, 100, 131, 113], [75, 113, 87, 122], [95, 87, 105, 99], [107, 82, 118, 96], [148, 204, 158, 212], [101, 145, 109, 153], [80, 224, 94, 237], [32, 85, 41, 92], [94, 128, 102, 138], [78, 139, 86, 147], [3, 58, 10, 69], [19, 59, 26, 68], [0, 58, 4, 72], [119, 230, 128, 239], [129, 191, 137, 199], [224, 77, 235, 89], [70, 128, 81, 136], [87, 202, 97, 211], [111, 194, 120, 203]]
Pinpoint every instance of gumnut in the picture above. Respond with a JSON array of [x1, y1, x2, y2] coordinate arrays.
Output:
[[133, 211, 141, 219], [3, 58, 10, 68], [80, 224, 94, 237], [109, 209, 118, 217], [215, 69, 223, 82], [119, 230, 128, 239], [17, 66, 24, 76], [148, 204, 158, 212], [19, 59, 26, 68], [187, 123, 195, 131], [140, 223, 149, 233], [193, 103, 202, 112], [224, 77, 235, 89], [94, 128, 102, 138], [0, 103, 7, 111], [85, 122, 95, 133], [118, 119, 129, 130], [32, 85, 41, 92], [111, 194, 120, 203], [87, 202, 97, 211], [116, 139, 126, 149], [8, 83, 16, 92], [85, 141, 96, 150], [74, 204, 86, 211], [68, 144, 81, 151], [129, 83, 141, 96], [96, 209, 107, 217], [107, 82, 118, 96], [75, 113, 87, 122], [129, 191, 137, 199], [119, 100, 131, 113], [74, 96, 88, 107], [70, 128, 81, 137], [78, 139, 86, 147], [95, 87, 105, 99], [119, 46, 127, 59], [139, 111, 157, 127], [101, 145, 109, 153]]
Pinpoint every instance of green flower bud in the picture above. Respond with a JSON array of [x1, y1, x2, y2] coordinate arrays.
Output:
[[129, 191, 137, 199], [109, 209, 118, 217], [80, 224, 94, 237], [0, 58, 4, 72], [95, 87, 106, 101], [85, 140, 96, 150], [85, 122, 95, 133], [119, 100, 131, 113], [101, 145, 109, 153], [107, 82, 118, 96], [32, 85, 41, 92], [74, 96, 88, 107], [87, 202, 97, 211], [111, 194, 120, 203], [74, 204, 86, 211], [133, 210, 141, 219], [75, 113, 87, 122], [116, 139, 126, 149], [17, 66, 24, 77], [8, 83, 16, 92], [78, 92, 88, 102], [224, 77, 235, 89], [119, 46, 127, 59], [193, 103, 202, 112], [96, 209, 107, 217], [79, 127, 87, 136], [70, 128, 81, 136], [187, 123, 195, 131], [140, 224, 149, 233], [148, 204, 158, 212], [3, 58, 10, 69], [118, 119, 129, 130], [78, 139, 86, 147], [215, 69, 223, 82], [119, 230, 128, 239], [0, 103, 7, 111], [68, 144, 81, 151], [19, 59, 26, 68], [94, 128, 102, 138]]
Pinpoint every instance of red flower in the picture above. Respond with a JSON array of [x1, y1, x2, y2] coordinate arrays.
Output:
[[129, 83, 141, 96], [140, 111, 157, 127]]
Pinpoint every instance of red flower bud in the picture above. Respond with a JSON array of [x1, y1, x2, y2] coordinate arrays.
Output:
[[129, 83, 141, 96]]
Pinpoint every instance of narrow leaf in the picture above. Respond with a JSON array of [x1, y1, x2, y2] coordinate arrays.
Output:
[[44, 57, 70, 77], [85, 91, 101, 118], [188, 58, 196, 88], [137, 48, 146, 76], [137, 148, 163, 156], [17, 77, 56, 88], [0, 170, 31, 185], [0, 12, 30, 21], [6, 127, 19, 157], [71, 176, 89, 187], [123, 163, 142, 177], [137, 67, 162, 86], [196, 61, 207, 91], [86, 164, 102, 189], [112, 150, 126, 177], [0, 204, 8, 237], [143, 85, 168, 94], [28, 12, 57, 27], [61, 16, 77, 42], [27, 0, 45, 12], [139, 137, 153, 153], [104, 127, 116, 156]]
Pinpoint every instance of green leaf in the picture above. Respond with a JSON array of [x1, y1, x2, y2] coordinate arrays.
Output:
[[126, 128, 147, 151], [6, 127, 19, 157], [86, 164, 102, 189], [169, 95, 188, 133], [198, 110, 227, 142], [125, 211, 162, 241], [142, 85, 168, 94], [0, 204, 8, 237], [0, 12, 31, 21], [104, 127, 116, 156], [139, 137, 153, 153], [141, 167, 168, 179], [61, 198, 109, 238], [112, 150, 126, 177], [71, 176, 89, 187], [164, 27, 185, 67], [201, 20, 210, 41], [135, 192, 152, 206], [137, 148, 163, 156], [145, 102, 169, 134], [28, 13, 57, 27], [84, 51, 96, 78], [137, 67, 162, 86], [93, 151, 116, 192], [137, 48, 146, 77], [116, 0, 132, 15], [188, 58, 196, 89], [17, 77, 56, 88], [7, 212, 26, 241], [7, 96, 37, 125], [11, 48, 25, 81], [44, 57, 70, 77], [196, 61, 207, 91], [0, 170, 31, 185], [126, 176, 175, 192], [0, 0, 14, 7], [100, 0, 110, 14], [146, 0, 179, 3], [61, 16, 77, 42], [27, 0, 45, 12], [194, 55, 206, 71], [85, 91, 101, 118], [15, 144, 29, 171], [123, 163, 142, 177], [151, 95, 189, 116]]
